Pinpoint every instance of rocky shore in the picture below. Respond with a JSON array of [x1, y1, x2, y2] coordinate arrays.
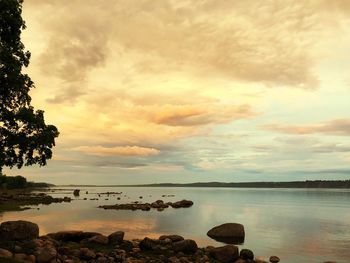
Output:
[[0, 220, 283, 263], [99, 200, 193, 211], [0, 192, 71, 211]]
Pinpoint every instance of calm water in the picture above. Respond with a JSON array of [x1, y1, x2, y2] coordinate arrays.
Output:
[[1, 187, 350, 263]]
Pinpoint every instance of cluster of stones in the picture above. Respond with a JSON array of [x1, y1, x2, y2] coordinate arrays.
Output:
[[0, 220, 286, 263], [99, 199, 194, 211], [0, 192, 71, 206]]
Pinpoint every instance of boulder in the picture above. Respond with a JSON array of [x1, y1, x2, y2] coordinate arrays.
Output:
[[159, 235, 184, 242], [269, 256, 280, 263], [172, 239, 198, 254], [14, 253, 36, 263], [0, 220, 39, 241], [207, 223, 245, 244], [240, 248, 254, 260], [139, 237, 159, 250], [170, 200, 194, 208], [209, 245, 239, 263], [108, 231, 125, 244], [47, 231, 100, 242], [80, 247, 96, 260], [36, 246, 57, 263], [0, 248, 13, 258], [87, 234, 109, 245]]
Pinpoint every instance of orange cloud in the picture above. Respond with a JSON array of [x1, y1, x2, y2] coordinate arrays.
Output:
[[72, 145, 160, 156], [151, 104, 254, 126], [261, 119, 350, 136]]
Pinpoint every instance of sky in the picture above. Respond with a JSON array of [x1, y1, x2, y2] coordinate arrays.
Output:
[[5, 0, 350, 184]]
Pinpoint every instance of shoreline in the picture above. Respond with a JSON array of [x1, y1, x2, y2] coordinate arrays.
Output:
[[0, 220, 280, 263]]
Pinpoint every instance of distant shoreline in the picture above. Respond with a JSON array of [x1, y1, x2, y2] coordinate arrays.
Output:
[[58, 180, 350, 189]]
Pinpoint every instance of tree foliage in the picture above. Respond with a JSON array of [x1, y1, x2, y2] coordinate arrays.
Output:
[[0, 0, 59, 174]]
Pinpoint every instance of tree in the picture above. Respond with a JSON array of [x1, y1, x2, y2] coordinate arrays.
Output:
[[0, 0, 59, 175]]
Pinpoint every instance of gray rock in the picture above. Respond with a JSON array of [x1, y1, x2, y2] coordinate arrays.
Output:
[[108, 231, 124, 244], [209, 245, 239, 263], [207, 223, 245, 244], [172, 239, 198, 254], [0, 220, 39, 241]]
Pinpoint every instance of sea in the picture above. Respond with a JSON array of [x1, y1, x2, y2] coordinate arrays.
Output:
[[1, 186, 350, 263]]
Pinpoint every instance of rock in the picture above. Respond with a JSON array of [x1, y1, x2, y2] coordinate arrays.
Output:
[[97, 256, 108, 263], [255, 256, 267, 262], [139, 237, 159, 250], [14, 253, 36, 263], [57, 246, 71, 255], [31, 238, 45, 247], [47, 231, 100, 242], [172, 239, 198, 254], [80, 247, 96, 260], [170, 200, 194, 208], [0, 248, 13, 258], [36, 246, 57, 263], [169, 256, 181, 263], [159, 235, 184, 242], [88, 234, 109, 245], [207, 223, 245, 244], [108, 231, 125, 244], [269, 256, 280, 263], [0, 220, 39, 241], [209, 245, 239, 263], [240, 248, 254, 260]]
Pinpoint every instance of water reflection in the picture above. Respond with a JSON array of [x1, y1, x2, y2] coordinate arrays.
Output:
[[1, 187, 350, 263]]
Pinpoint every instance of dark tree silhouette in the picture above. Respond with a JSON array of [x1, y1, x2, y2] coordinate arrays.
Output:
[[0, 0, 59, 175]]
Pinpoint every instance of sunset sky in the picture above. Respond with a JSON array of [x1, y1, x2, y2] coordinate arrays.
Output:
[[5, 0, 350, 184]]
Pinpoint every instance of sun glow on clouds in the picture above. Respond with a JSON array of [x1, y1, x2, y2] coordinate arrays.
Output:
[[72, 146, 160, 157], [5, 0, 350, 184]]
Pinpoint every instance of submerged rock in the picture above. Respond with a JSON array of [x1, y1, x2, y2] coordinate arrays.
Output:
[[207, 223, 245, 244], [99, 199, 194, 211], [170, 200, 193, 208]]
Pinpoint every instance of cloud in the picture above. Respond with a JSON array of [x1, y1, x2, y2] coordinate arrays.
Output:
[[92, 161, 147, 169], [72, 145, 160, 157], [261, 119, 350, 136], [26, 0, 347, 90], [151, 104, 253, 126]]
